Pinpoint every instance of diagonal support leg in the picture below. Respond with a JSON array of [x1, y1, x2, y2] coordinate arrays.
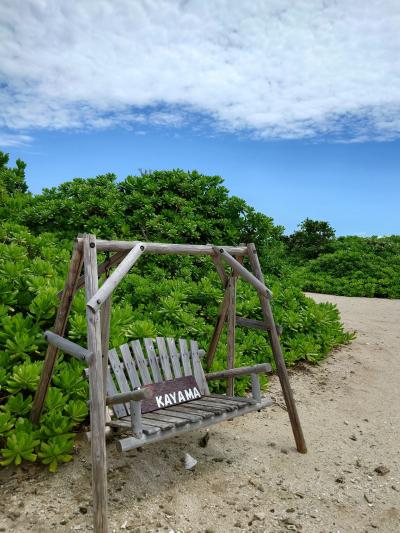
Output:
[[247, 243, 307, 454], [31, 239, 83, 424]]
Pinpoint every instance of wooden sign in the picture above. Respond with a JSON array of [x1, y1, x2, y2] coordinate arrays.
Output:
[[141, 375, 202, 413]]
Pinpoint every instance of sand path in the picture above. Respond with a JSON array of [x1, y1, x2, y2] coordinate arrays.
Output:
[[1, 293, 399, 532]]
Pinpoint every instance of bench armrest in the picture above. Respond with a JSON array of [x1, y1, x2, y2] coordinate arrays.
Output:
[[105, 388, 152, 406], [205, 363, 271, 382]]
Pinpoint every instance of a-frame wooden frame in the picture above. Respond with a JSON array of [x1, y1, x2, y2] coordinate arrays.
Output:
[[32, 235, 306, 533]]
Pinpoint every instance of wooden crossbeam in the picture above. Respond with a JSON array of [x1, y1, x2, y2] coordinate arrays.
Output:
[[236, 316, 282, 336], [77, 239, 248, 256]]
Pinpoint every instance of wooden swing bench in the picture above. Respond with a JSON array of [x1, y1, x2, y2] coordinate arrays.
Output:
[[31, 236, 306, 533]]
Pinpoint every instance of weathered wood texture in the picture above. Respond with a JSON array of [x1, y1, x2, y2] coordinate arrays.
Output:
[[211, 252, 228, 286], [226, 274, 237, 396], [246, 243, 307, 454], [44, 331, 92, 364], [31, 240, 83, 423], [100, 295, 112, 396], [87, 243, 145, 312], [206, 285, 231, 369], [205, 362, 271, 381], [105, 338, 209, 420], [57, 250, 127, 298], [105, 387, 152, 406], [235, 316, 282, 336], [213, 246, 272, 297], [78, 239, 248, 256], [116, 396, 273, 452], [83, 235, 108, 533]]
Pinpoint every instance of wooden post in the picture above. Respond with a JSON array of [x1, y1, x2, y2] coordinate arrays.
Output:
[[226, 273, 237, 396], [206, 285, 230, 369], [100, 295, 112, 396], [246, 243, 307, 454], [83, 234, 108, 532], [31, 240, 83, 423]]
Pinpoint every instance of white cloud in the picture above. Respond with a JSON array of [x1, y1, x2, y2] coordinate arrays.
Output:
[[0, 0, 399, 141], [0, 133, 33, 147]]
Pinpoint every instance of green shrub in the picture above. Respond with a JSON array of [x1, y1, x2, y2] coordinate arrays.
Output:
[[0, 152, 356, 471]]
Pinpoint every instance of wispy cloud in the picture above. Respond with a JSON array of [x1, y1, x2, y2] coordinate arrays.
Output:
[[0, 133, 33, 147], [0, 1, 399, 142]]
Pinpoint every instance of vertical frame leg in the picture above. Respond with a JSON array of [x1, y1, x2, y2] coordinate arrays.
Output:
[[84, 234, 108, 532], [226, 273, 237, 396], [100, 294, 112, 396], [247, 243, 307, 454]]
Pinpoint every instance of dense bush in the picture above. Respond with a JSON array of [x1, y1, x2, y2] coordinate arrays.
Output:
[[0, 151, 354, 471], [294, 235, 400, 298]]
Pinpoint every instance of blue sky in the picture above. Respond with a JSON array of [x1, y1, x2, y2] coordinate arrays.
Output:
[[1, 1, 399, 236]]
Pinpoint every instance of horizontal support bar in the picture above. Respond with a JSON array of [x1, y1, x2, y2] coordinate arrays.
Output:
[[44, 331, 92, 364], [236, 316, 282, 336], [205, 363, 271, 381], [105, 388, 152, 406], [87, 243, 146, 312], [77, 239, 248, 256], [213, 247, 272, 297]]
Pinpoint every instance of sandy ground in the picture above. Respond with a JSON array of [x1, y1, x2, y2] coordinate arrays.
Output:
[[0, 293, 399, 533]]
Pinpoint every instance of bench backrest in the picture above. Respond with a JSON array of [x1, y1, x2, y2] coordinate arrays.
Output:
[[106, 337, 209, 418]]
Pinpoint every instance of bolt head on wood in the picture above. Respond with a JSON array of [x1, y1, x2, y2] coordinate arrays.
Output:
[[90, 242, 95, 248]]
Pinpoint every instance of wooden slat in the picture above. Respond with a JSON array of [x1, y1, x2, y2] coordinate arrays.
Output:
[[166, 338, 182, 378], [190, 340, 209, 395], [108, 349, 131, 393], [156, 337, 173, 380], [144, 338, 162, 383], [119, 344, 141, 389], [155, 408, 203, 422], [131, 340, 152, 384], [209, 394, 256, 404], [107, 418, 160, 435], [179, 339, 192, 377], [200, 396, 248, 409], [106, 372, 126, 418], [141, 416, 174, 430], [195, 398, 238, 413], [163, 404, 214, 419], [143, 412, 188, 427], [117, 397, 273, 452], [174, 401, 223, 415]]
